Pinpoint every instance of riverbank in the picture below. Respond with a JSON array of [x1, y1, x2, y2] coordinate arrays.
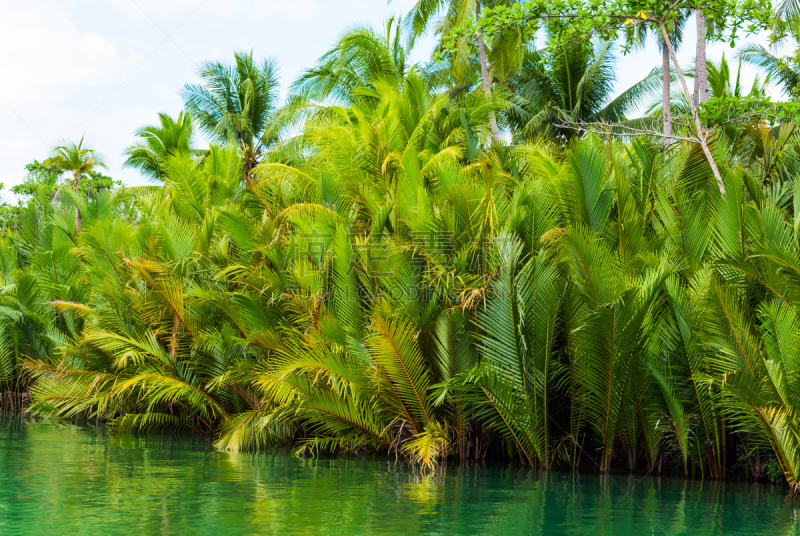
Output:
[[1, 415, 798, 535], [1, 410, 788, 486]]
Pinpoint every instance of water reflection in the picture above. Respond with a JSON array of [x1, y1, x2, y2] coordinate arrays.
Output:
[[0, 415, 798, 535]]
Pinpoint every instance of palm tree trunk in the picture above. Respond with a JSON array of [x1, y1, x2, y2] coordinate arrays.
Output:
[[662, 45, 672, 148], [658, 22, 725, 194], [476, 2, 501, 144], [693, 10, 708, 106]]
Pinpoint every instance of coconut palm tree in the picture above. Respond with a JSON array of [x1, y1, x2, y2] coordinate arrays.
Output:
[[655, 10, 688, 145], [694, 10, 709, 106], [123, 112, 195, 181], [44, 137, 105, 234], [506, 40, 662, 142], [403, 0, 513, 144], [738, 44, 800, 96], [182, 51, 284, 184], [292, 17, 415, 105]]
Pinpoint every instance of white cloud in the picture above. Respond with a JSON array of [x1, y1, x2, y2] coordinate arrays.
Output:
[[0, 2, 138, 110], [110, 0, 319, 21], [0, 1, 148, 190]]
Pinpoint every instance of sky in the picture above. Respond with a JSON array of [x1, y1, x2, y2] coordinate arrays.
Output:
[[0, 1, 777, 203]]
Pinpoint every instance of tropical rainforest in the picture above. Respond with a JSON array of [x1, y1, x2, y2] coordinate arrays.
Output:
[[2, 0, 800, 488]]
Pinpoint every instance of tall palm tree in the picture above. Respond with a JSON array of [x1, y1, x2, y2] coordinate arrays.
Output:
[[506, 40, 661, 142], [182, 51, 283, 184], [44, 137, 105, 234], [403, 0, 511, 144], [655, 10, 688, 146], [694, 10, 709, 106], [292, 17, 414, 105], [123, 112, 195, 181]]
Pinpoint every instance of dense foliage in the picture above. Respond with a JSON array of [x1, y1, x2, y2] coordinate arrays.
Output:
[[4, 3, 800, 487]]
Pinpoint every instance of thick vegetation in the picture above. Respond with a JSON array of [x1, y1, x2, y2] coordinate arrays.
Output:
[[2, 5, 800, 487]]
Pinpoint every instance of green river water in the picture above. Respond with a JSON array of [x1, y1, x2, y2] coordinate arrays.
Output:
[[1, 415, 799, 535]]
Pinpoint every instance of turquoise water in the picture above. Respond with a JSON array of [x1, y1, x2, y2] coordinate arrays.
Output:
[[0, 416, 798, 535]]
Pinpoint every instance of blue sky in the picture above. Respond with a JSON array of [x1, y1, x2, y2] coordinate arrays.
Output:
[[0, 0, 774, 201]]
